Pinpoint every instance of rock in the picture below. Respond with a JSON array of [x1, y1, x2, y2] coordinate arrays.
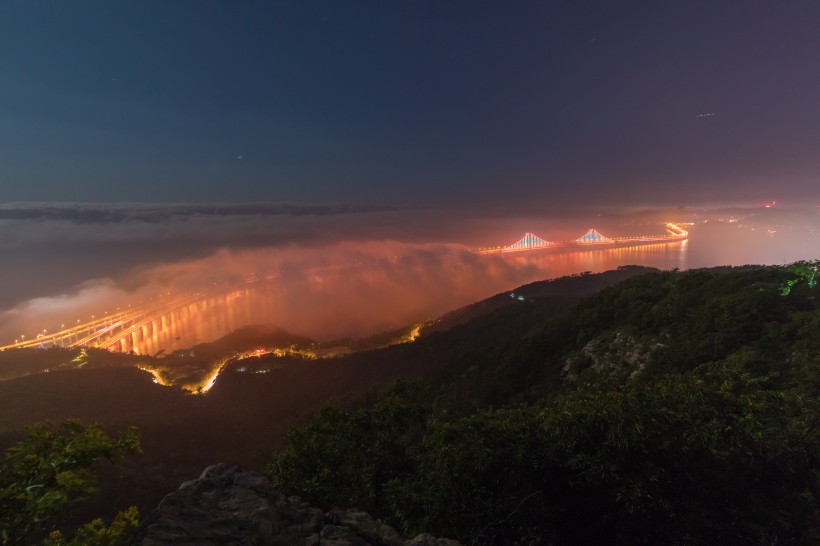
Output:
[[132, 464, 460, 546], [405, 534, 462, 546]]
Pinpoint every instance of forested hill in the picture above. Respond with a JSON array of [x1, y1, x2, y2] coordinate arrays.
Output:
[[2, 263, 818, 544], [0, 264, 659, 539], [425, 264, 657, 333], [267, 263, 820, 545]]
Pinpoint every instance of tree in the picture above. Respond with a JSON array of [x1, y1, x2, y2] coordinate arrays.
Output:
[[780, 260, 819, 295], [0, 420, 140, 545], [41, 507, 139, 546]]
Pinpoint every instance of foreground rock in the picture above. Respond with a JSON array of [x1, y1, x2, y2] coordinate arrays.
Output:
[[132, 464, 460, 545]]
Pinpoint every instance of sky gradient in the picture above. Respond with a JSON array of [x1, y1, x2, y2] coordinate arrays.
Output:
[[1, 1, 819, 205]]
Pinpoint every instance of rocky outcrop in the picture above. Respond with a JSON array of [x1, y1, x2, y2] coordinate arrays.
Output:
[[563, 330, 666, 379], [132, 464, 460, 546]]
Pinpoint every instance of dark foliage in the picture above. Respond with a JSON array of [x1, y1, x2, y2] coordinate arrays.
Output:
[[0, 420, 140, 545], [268, 264, 820, 545]]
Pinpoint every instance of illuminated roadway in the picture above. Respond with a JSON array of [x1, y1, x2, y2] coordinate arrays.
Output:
[[0, 280, 272, 353]]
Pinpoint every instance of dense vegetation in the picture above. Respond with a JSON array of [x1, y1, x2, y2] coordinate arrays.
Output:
[[268, 264, 820, 544], [0, 421, 140, 545]]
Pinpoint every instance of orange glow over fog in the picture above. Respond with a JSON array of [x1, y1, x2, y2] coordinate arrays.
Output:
[[1, 239, 693, 353], [5, 218, 818, 354], [60, 241, 692, 356], [110, 288, 271, 355]]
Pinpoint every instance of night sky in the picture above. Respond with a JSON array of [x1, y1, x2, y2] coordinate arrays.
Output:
[[1, 1, 819, 206]]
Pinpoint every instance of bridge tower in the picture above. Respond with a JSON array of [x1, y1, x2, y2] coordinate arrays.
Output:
[[503, 232, 553, 252], [576, 229, 613, 244]]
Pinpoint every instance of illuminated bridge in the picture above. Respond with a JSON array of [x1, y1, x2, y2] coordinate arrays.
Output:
[[0, 256, 399, 355], [477, 223, 689, 255], [0, 280, 275, 355], [0, 255, 418, 355]]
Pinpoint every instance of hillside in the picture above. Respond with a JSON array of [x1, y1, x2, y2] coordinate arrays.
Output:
[[0, 267, 651, 534], [267, 263, 820, 545], [2, 263, 817, 543]]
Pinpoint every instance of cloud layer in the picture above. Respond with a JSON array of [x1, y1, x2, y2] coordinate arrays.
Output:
[[2, 202, 818, 348], [0, 202, 550, 343], [0, 240, 543, 344]]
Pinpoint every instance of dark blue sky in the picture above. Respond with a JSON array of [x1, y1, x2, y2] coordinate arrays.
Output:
[[1, 1, 818, 206]]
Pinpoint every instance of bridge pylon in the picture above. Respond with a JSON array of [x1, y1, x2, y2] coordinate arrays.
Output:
[[576, 229, 613, 244], [503, 232, 553, 253]]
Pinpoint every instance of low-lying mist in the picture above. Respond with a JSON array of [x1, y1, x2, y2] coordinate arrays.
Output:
[[1, 202, 817, 348], [0, 240, 544, 344]]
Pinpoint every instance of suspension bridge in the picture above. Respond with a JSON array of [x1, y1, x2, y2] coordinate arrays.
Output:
[[0, 255, 416, 354], [476, 223, 689, 255], [0, 291, 229, 353], [0, 273, 281, 354]]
